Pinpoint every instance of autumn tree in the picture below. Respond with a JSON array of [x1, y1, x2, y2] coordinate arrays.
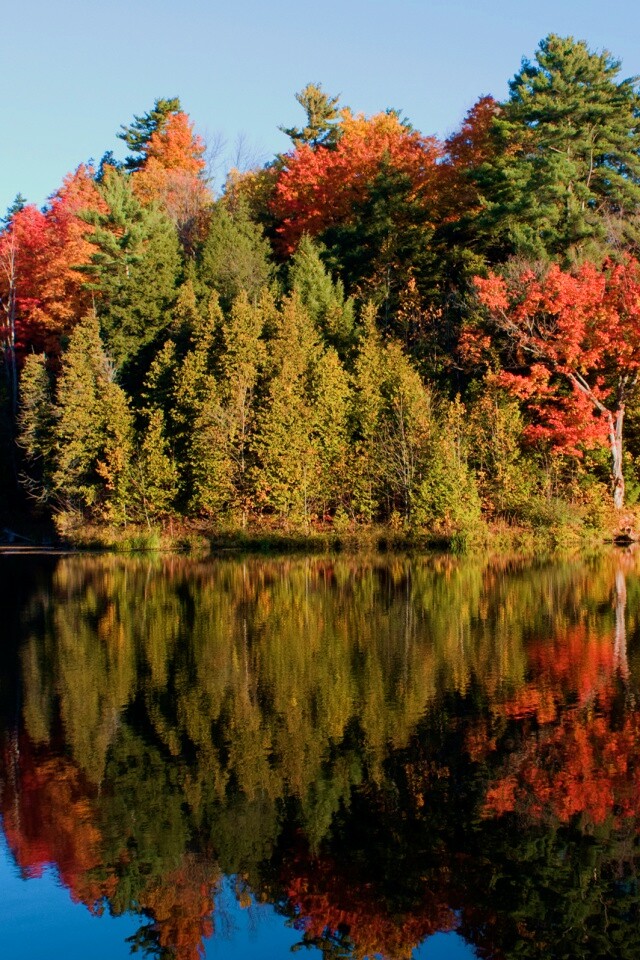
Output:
[[118, 97, 182, 171], [130, 109, 211, 253], [475, 258, 640, 508], [0, 205, 48, 411], [272, 110, 442, 311]]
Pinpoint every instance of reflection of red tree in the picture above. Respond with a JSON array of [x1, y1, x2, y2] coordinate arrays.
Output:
[[140, 855, 218, 960], [475, 619, 639, 828], [284, 841, 455, 960], [484, 710, 640, 826], [507, 624, 616, 723], [0, 735, 219, 957], [1, 734, 116, 907]]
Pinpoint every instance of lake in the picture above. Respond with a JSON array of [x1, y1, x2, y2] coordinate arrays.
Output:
[[1, 550, 638, 959]]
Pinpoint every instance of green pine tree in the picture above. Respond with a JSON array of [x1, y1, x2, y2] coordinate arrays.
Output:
[[198, 200, 272, 311], [78, 169, 181, 369], [477, 34, 640, 261], [280, 83, 341, 149], [288, 234, 356, 354]]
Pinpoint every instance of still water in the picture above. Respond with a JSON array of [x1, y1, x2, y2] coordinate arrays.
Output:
[[1, 550, 639, 959]]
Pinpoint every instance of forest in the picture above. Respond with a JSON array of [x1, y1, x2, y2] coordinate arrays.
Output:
[[3, 33, 640, 548]]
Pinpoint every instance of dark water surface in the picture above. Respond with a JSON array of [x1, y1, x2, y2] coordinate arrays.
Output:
[[1, 550, 639, 959]]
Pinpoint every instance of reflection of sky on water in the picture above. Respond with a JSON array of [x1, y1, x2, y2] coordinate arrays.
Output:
[[0, 839, 476, 960], [0, 835, 138, 959], [415, 931, 477, 958]]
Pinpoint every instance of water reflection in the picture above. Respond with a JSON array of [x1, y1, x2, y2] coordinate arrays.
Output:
[[1, 551, 639, 959]]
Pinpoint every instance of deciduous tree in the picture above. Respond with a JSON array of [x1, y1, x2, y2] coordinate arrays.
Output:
[[475, 258, 640, 507]]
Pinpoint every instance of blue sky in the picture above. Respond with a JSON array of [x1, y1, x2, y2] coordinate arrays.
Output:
[[3, 0, 640, 214]]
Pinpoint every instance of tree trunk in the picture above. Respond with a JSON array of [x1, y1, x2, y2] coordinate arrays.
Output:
[[614, 566, 629, 678], [609, 407, 625, 510]]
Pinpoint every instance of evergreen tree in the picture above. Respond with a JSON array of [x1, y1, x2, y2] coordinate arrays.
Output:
[[280, 83, 341, 149], [416, 398, 483, 543], [377, 341, 435, 523], [17, 353, 55, 502], [53, 313, 134, 521], [322, 159, 436, 324], [308, 347, 351, 517], [118, 97, 182, 171], [189, 390, 236, 518], [253, 296, 319, 524], [97, 379, 136, 524], [135, 408, 178, 522], [477, 34, 640, 261], [215, 291, 270, 522], [288, 235, 356, 354], [198, 200, 272, 311], [79, 169, 180, 369], [347, 305, 387, 522]]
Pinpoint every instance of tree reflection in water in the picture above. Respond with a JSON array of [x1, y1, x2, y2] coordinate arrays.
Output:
[[1, 550, 640, 959]]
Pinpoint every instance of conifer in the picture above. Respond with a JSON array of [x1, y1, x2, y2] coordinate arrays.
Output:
[[17, 353, 55, 502], [53, 314, 134, 520], [308, 347, 351, 517], [478, 35, 640, 260], [199, 201, 272, 310], [253, 296, 319, 524], [79, 169, 180, 367], [135, 408, 178, 522], [348, 304, 386, 521], [288, 235, 356, 354]]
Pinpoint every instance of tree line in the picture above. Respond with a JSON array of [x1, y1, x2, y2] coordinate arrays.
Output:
[[3, 33, 640, 540]]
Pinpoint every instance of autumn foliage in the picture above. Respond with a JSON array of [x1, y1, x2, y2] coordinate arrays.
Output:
[[0, 167, 106, 356], [132, 112, 210, 248], [272, 110, 442, 254]]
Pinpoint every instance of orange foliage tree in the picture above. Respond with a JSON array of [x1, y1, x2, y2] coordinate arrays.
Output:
[[132, 112, 211, 252], [272, 109, 443, 257], [439, 96, 500, 226]]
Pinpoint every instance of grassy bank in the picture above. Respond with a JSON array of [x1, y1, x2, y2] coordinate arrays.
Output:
[[27, 506, 630, 559]]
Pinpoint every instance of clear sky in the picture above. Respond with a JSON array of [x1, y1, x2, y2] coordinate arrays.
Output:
[[3, 0, 640, 214]]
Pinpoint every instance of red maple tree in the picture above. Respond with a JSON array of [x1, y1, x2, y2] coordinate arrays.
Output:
[[474, 258, 640, 507], [272, 109, 442, 255]]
